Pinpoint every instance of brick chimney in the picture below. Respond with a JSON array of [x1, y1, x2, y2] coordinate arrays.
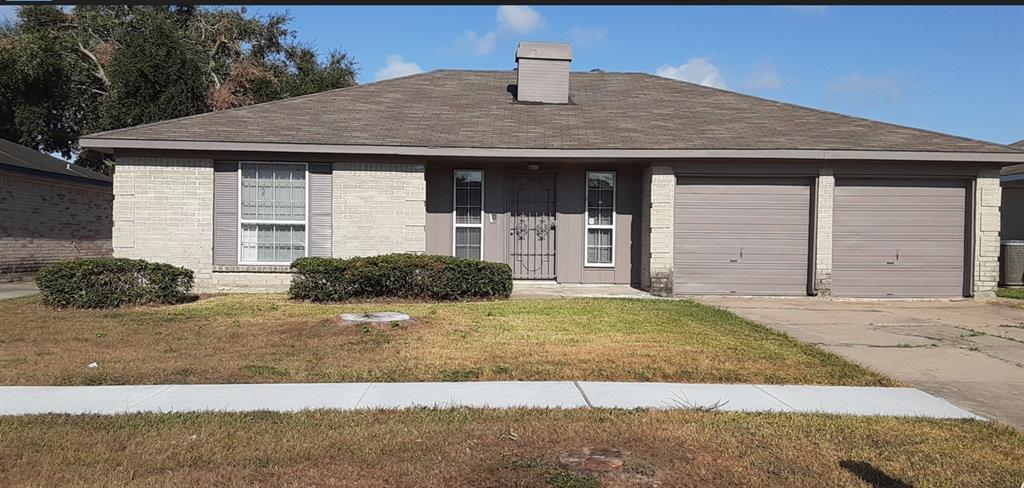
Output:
[[515, 41, 572, 104]]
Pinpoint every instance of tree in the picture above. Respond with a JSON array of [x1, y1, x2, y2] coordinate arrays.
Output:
[[0, 5, 358, 175]]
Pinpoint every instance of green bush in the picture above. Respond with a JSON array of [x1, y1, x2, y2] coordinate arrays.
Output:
[[289, 254, 513, 302], [36, 258, 194, 308]]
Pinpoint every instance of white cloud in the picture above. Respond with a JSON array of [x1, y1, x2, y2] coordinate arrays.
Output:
[[656, 58, 727, 89], [744, 63, 782, 91], [375, 55, 423, 81], [568, 26, 608, 47], [456, 5, 543, 56], [457, 31, 498, 55], [827, 73, 901, 104], [497, 5, 542, 34]]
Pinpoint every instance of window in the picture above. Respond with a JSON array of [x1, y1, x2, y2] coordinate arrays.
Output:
[[585, 171, 615, 266], [239, 162, 307, 264], [454, 170, 483, 260]]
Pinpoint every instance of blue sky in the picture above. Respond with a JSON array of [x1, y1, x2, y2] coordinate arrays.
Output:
[[253, 5, 1023, 145], [1, 5, 1021, 145]]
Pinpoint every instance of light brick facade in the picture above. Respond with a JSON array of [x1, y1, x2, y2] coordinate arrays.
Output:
[[973, 169, 1001, 297], [113, 157, 428, 292], [333, 162, 426, 258], [645, 165, 676, 296], [0, 170, 112, 280], [814, 169, 835, 295]]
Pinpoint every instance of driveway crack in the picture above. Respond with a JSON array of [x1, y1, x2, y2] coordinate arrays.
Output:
[[573, 381, 594, 408]]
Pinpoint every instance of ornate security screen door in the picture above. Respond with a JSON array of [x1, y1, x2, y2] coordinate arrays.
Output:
[[508, 173, 557, 279]]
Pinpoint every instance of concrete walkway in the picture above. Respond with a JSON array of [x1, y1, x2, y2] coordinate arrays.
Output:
[[0, 382, 979, 419], [0, 281, 38, 300], [699, 297, 1024, 429]]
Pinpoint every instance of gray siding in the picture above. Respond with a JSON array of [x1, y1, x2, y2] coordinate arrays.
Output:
[[212, 161, 238, 265], [425, 161, 640, 285], [308, 163, 332, 257], [672, 177, 812, 296], [517, 58, 570, 104], [832, 179, 967, 297]]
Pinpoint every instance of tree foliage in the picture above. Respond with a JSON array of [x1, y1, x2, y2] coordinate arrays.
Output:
[[1, 6, 357, 175]]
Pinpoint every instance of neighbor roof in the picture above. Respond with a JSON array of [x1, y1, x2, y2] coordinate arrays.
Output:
[[82, 70, 1018, 156], [0, 139, 111, 186]]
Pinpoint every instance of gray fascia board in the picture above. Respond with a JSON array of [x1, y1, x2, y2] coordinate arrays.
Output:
[[79, 138, 1024, 163]]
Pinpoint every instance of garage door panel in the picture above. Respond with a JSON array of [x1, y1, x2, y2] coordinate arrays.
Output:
[[832, 179, 966, 298], [673, 177, 811, 296]]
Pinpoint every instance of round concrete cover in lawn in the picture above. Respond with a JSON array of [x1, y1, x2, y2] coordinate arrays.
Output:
[[340, 312, 411, 323]]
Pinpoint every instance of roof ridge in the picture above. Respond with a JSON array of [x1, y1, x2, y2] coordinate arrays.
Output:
[[83, 69, 448, 139], [640, 72, 1015, 153]]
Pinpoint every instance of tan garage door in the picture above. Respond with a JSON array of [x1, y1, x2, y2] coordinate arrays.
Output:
[[673, 177, 812, 296], [832, 179, 967, 298]]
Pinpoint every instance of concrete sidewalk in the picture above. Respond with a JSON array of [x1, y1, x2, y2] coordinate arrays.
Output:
[[0, 381, 980, 419]]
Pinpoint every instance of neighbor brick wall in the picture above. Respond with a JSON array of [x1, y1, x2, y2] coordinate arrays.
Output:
[[646, 165, 675, 296], [974, 169, 1001, 297], [114, 157, 428, 292], [814, 169, 835, 295], [333, 162, 426, 258], [0, 170, 112, 278]]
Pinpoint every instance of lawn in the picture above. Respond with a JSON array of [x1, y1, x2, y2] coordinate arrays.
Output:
[[0, 409, 1020, 487], [0, 294, 890, 386], [996, 287, 1024, 300]]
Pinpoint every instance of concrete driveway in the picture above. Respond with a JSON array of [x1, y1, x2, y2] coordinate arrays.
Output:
[[698, 297, 1024, 429]]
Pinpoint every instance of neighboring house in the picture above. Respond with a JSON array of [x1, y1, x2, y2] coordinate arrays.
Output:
[[80, 42, 1023, 298], [0, 139, 113, 281], [1001, 140, 1024, 243]]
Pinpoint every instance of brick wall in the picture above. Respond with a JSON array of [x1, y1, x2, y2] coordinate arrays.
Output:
[[814, 169, 835, 295], [974, 169, 1001, 297], [646, 165, 675, 296], [333, 162, 426, 257], [113, 157, 219, 288], [0, 171, 112, 278], [114, 157, 428, 292]]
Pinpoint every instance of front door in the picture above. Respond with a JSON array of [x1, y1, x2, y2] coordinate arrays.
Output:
[[508, 173, 557, 279]]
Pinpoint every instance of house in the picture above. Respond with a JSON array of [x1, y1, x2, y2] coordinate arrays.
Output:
[[0, 138, 113, 281], [1001, 140, 1024, 242], [79, 42, 1023, 297]]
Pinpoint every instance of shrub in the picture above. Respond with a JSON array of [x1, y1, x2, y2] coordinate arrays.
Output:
[[36, 258, 194, 308], [289, 254, 513, 302]]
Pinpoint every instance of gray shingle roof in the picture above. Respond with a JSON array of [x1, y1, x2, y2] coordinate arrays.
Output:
[[84, 70, 1016, 154], [0, 139, 111, 185]]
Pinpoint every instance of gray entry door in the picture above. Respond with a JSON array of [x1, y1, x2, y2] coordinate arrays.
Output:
[[673, 177, 812, 296], [832, 179, 967, 298], [508, 173, 557, 280]]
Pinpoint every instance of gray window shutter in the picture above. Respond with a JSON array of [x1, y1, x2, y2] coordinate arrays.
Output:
[[308, 163, 333, 257], [213, 161, 239, 265]]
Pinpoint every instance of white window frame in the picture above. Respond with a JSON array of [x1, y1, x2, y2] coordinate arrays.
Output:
[[584, 170, 615, 267], [453, 169, 484, 260], [237, 161, 309, 266]]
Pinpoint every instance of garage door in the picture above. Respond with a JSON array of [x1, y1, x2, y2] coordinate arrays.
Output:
[[673, 177, 812, 296], [833, 179, 967, 297]]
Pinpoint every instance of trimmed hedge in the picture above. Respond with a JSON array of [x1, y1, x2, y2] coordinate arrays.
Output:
[[289, 254, 513, 302], [36, 258, 194, 308]]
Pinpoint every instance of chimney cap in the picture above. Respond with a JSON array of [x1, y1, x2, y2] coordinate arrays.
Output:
[[515, 41, 572, 62]]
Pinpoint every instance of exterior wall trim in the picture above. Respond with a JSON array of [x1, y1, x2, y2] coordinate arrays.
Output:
[[81, 138, 1024, 163]]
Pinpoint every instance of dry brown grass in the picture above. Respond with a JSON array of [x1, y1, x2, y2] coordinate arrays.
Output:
[[0, 409, 1020, 487], [0, 294, 891, 386]]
